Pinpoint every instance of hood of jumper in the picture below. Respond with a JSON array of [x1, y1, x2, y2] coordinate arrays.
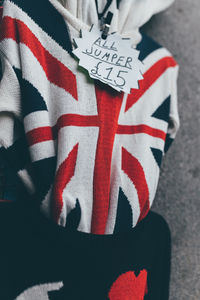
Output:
[[56, 0, 175, 45]]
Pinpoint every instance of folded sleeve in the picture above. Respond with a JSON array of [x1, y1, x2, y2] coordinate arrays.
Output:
[[0, 50, 22, 149], [0, 50, 23, 200], [164, 64, 180, 153]]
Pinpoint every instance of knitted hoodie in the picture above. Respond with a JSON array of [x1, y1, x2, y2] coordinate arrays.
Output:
[[56, 0, 175, 45], [0, 0, 179, 234]]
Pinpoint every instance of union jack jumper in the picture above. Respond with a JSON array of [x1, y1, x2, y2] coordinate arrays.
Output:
[[0, 0, 180, 234]]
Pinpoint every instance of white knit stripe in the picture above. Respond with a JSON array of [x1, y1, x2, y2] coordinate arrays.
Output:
[[0, 114, 17, 148], [24, 111, 51, 133], [116, 118, 167, 152], [17, 168, 36, 194], [4, 0, 75, 70], [120, 172, 141, 228], [146, 133, 165, 151], [55, 126, 99, 231], [106, 172, 140, 233], [117, 131, 165, 151], [70, 127, 99, 232], [105, 137, 140, 233], [0, 51, 22, 148], [120, 135, 160, 208], [16, 282, 63, 300], [40, 185, 53, 219], [142, 47, 173, 71], [55, 125, 98, 173], [121, 68, 172, 121], [168, 65, 180, 138], [145, 117, 168, 132], [0, 39, 21, 69], [29, 141, 56, 163], [119, 92, 168, 132]]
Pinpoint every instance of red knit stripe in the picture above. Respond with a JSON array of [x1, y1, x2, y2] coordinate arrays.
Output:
[[26, 115, 100, 146], [55, 114, 100, 131], [117, 124, 166, 141], [52, 143, 78, 223], [122, 147, 150, 223], [0, 16, 78, 100], [125, 56, 177, 112], [26, 126, 53, 146], [26, 119, 166, 147], [91, 85, 124, 234]]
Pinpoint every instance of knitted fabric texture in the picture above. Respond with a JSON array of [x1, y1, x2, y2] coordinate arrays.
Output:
[[0, 0, 180, 234], [0, 203, 171, 300], [55, 0, 175, 46]]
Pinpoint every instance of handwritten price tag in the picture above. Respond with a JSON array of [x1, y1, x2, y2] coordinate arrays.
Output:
[[73, 26, 144, 94]]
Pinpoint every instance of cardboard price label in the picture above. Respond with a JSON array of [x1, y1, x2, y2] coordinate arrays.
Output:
[[73, 26, 144, 94]]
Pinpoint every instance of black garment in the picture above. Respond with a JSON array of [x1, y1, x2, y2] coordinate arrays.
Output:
[[0, 201, 171, 300]]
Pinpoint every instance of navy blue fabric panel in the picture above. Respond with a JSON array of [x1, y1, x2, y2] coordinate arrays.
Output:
[[0, 59, 2, 81], [1, 138, 30, 172], [0, 147, 6, 199], [164, 134, 174, 153], [114, 187, 133, 233], [65, 199, 81, 230], [10, 0, 72, 53], [0, 147, 5, 167], [31, 156, 56, 205], [151, 147, 163, 168], [14, 67, 48, 117], [116, 0, 122, 9], [0, 142, 30, 201], [3, 168, 18, 201], [137, 33, 162, 61], [152, 95, 171, 123]]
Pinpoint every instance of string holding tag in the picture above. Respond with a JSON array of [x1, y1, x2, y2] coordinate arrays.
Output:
[[101, 11, 113, 40], [73, 25, 145, 94]]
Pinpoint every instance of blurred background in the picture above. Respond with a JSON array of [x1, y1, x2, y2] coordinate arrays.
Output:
[[142, 1, 200, 299]]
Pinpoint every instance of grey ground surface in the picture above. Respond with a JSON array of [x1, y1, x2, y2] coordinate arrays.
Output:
[[142, 1, 200, 299]]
